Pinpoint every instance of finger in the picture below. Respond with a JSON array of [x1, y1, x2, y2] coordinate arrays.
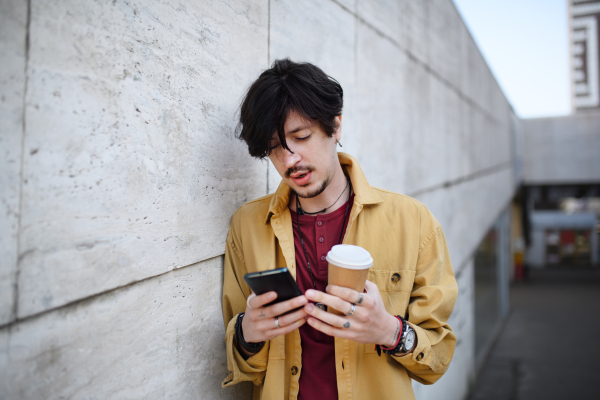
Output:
[[325, 285, 365, 305], [248, 291, 277, 309], [306, 317, 352, 339], [305, 289, 350, 314], [277, 307, 308, 327], [304, 303, 349, 328], [264, 295, 308, 319], [266, 316, 307, 340], [363, 280, 383, 303]]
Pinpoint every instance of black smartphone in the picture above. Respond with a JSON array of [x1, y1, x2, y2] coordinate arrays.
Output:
[[244, 267, 303, 307]]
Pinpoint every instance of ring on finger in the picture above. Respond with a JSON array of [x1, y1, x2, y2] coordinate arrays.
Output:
[[345, 304, 356, 316], [357, 292, 364, 305], [246, 294, 255, 309], [275, 317, 280, 329]]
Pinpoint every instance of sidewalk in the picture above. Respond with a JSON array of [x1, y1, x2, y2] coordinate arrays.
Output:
[[467, 266, 600, 400]]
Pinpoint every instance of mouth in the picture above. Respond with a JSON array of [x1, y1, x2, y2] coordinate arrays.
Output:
[[290, 171, 312, 186]]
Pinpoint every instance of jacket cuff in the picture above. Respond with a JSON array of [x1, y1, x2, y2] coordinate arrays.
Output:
[[392, 322, 444, 374], [222, 314, 270, 388]]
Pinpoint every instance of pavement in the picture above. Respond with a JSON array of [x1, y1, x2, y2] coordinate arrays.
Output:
[[467, 265, 600, 400]]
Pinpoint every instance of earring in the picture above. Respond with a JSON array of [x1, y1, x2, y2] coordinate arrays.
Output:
[[336, 139, 343, 148]]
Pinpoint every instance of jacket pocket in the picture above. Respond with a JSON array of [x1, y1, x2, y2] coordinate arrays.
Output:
[[365, 269, 415, 354]]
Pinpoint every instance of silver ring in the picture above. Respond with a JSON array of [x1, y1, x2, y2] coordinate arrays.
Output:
[[246, 294, 255, 309], [345, 304, 356, 316], [357, 293, 364, 305], [275, 317, 280, 329]]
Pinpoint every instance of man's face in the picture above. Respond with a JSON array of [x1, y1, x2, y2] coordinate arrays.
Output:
[[268, 111, 341, 199]]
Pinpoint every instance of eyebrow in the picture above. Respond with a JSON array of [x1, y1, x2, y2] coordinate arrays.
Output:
[[270, 122, 313, 142], [285, 122, 312, 136]]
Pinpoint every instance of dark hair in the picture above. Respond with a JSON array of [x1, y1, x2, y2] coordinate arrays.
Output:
[[236, 58, 343, 159]]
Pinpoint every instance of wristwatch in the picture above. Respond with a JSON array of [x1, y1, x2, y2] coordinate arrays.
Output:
[[377, 315, 416, 356]]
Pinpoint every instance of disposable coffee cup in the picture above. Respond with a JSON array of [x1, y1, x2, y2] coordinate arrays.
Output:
[[326, 244, 373, 293]]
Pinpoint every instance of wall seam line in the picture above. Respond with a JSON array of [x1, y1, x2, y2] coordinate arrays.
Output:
[[13, 0, 32, 322], [266, 0, 271, 195], [407, 162, 512, 198], [0, 254, 224, 331]]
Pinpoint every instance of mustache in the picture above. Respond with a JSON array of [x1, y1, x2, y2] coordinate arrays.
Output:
[[285, 165, 315, 179]]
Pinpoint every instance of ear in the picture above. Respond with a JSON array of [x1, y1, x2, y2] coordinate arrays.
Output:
[[334, 115, 342, 141]]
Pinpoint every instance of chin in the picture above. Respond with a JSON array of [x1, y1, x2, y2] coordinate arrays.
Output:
[[295, 179, 328, 199]]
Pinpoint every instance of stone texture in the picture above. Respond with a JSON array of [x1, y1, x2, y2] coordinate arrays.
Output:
[[522, 112, 600, 184], [428, 0, 462, 87], [17, 0, 269, 317], [415, 167, 516, 273], [267, 0, 356, 193], [1, 257, 252, 400], [399, 0, 430, 64], [355, 20, 409, 194], [0, 0, 27, 325], [357, 0, 402, 46]]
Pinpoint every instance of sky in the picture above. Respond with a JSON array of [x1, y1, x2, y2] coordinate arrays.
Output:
[[452, 0, 571, 119]]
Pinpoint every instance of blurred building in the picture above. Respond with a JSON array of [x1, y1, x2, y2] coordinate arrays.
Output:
[[570, 0, 600, 111]]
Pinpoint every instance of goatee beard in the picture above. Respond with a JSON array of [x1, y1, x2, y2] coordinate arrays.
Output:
[[294, 177, 329, 199]]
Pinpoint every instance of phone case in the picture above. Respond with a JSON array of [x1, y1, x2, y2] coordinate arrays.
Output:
[[244, 268, 303, 306]]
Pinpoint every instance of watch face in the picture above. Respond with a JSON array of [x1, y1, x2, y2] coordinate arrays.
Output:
[[405, 330, 416, 351]]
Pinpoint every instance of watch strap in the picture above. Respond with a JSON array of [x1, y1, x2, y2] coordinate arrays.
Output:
[[376, 315, 409, 356], [235, 312, 265, 354]]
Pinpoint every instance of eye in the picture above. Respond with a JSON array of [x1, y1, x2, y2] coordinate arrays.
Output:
[[269, 143, 281, 152], [296, 135, 311, 141]]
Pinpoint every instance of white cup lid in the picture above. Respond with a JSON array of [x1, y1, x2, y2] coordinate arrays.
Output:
[[326, 244, 373, 270]]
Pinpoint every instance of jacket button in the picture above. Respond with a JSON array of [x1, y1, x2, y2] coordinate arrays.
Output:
[[319, 237, 324, 243], [416, 352, 424, 361], [391, 273, 400, 283], [291, 366, 298, 375], [317, 221, 323, 227], [321, 256, 326, 261]]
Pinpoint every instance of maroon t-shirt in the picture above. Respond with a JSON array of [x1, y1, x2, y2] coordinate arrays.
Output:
[[290, 195, 354, 400]]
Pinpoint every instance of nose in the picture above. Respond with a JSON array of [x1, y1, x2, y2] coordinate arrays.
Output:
[[281, 147, 301, 169]]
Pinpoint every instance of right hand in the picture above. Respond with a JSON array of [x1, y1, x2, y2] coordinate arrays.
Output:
[[241, 292, 308, 343]]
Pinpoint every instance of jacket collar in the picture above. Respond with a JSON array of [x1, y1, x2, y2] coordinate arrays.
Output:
[[265, 152, 383, 223]]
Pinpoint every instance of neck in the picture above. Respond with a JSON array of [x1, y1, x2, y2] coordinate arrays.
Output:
[[290, 162, 348, 215]]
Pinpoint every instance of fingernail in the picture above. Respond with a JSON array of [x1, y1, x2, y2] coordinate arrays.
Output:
[[269, 292, 276, 300], [325, 285, 330, 292], [306, 303, 314, 312], [305, 290, 315, 299], [298, 296, 307, 305]]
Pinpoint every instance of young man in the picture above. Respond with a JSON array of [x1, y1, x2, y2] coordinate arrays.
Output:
[[221, 59, 457, 400]]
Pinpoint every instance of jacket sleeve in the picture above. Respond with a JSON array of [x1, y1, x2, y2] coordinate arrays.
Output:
[[221, 226, 270, 388], [393, 224, 458, 385]]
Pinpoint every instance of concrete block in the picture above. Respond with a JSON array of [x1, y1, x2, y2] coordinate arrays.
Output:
[[355, 20, 409, 194], [399, 0, 430, 64], [428, 0, 462, 87], [268, 0, 356, 193], [0, 0, 27, 325], [522, 113, 600, 184], [1, 256, 252, 399], [357, 0, 402, 47], [17, 0, 269, 317]]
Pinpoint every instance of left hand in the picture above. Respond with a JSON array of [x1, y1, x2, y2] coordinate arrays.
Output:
[[304, 280, 399, 347]]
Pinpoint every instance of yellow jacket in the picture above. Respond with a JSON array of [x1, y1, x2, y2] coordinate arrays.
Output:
[[222, 153, 457, 400]]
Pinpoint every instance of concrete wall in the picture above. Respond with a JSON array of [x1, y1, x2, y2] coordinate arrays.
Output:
[[1, 1, 519, 399], [522, 112, 600, 185]]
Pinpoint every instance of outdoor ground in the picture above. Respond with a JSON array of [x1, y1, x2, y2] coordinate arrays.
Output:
[[468, 265, 600, 400]]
